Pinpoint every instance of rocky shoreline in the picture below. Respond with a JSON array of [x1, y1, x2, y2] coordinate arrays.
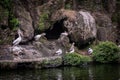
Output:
[[0, 56, 62, 69]]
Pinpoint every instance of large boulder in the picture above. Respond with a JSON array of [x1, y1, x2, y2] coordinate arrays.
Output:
[[52, 9, 97, 46]]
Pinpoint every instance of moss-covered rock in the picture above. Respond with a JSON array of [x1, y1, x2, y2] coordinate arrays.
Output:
[[40, 57, 62, 68]]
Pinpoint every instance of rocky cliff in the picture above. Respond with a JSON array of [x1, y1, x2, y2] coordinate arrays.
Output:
[[0, 0, 119, 60]]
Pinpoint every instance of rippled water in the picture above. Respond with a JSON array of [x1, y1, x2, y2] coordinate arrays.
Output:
[[0, 64, 120, 80]]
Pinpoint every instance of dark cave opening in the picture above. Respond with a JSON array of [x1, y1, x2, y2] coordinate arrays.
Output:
[[45, 20, 65, 40]]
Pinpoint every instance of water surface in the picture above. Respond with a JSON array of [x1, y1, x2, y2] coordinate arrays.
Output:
[[0, 64, 120, 80]]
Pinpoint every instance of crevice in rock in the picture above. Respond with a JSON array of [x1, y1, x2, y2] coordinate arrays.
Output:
[[45, 19, 66, 40], [0, 25, 8, 30]]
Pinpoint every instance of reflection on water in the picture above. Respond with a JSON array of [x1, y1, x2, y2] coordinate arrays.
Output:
[[0, 64, 120, 80]]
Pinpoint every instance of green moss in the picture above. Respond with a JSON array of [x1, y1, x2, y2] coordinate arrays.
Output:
[[33, 57, 62, 68], [38, 11, 50, 32], [9, 17, 19, 30], [63, 53, 92, 66], [41, 58, 62, 68], [92, 41, 120, 63], [80, 55, 92, 62]]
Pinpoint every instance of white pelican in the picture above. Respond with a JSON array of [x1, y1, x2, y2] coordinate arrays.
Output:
[[118, 45, 120, 47], [69, 42, 75, 53], [61, 31, 68, 36], [60, 31, 68, 40], [13, 29, 22, 46], [55, 49, 63, 55], [88, 48, 93, 55], [34, 33, 46, 41]]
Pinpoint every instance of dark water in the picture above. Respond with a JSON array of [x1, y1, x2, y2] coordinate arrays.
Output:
[[0, 64, 120, 80]]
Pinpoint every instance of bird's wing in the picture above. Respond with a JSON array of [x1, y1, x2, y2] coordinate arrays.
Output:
[[13, 37, 21, 45], [13, 38, 18, 45]]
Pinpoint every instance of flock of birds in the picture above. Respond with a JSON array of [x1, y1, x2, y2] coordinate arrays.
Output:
[[12, 29, 93, 56], [13, 29, 46, 46]]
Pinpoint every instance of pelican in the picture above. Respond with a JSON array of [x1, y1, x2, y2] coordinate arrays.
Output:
[[118, 45, 120, 47], [69, 42, 75, 53], [60, 31, 68, 40], [13, 29, 22, 46], [55, 49, 63, 55], [34, 33, 46, 41], [61, 31, 68, 36], [88, 48, 93, 55]]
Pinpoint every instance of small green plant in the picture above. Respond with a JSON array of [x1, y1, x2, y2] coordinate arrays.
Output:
[[80, 55, 92, 63], [63, 53, 81, 66], [10, 17, 19, 30], [92, 41, 120, 63], [63, 53, 92, 66], [38, 12, 50, 31]]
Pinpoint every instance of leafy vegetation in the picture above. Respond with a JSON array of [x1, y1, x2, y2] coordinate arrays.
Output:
[[38, 11, 50, 31], [9, 17, 19, 30], [92, 41, 120, 63], [0, 0, 11, 9], [0, 0, 18, 30], [63, 53, 92, 66]]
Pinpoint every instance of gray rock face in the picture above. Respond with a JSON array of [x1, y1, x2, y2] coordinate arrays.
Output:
[[52, 9, 97, 45], [0, 6, 8, 27], [94, 12, 116, 42], [12, 0, 64, 42], [10, 45, 43, 60], [13, 0, 34, 42]]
